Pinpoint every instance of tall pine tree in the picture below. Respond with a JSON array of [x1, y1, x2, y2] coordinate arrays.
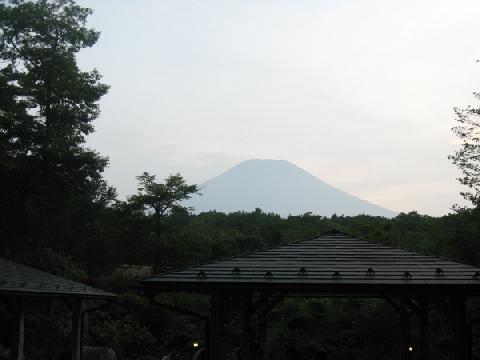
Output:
[[0, 0, 114, 255]]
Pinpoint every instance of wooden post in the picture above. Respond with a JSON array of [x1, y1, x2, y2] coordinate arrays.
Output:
[[205, 319, 210, 351], [452, 295, 467, 360], [467, 321, 472, 360], [71, 298, 84, 360], [258, 314, 268, 360], [400, 298, 410, 360], [418, 297, 429, 360], [82, 311, 89, 342], [241, 293, 253, 360], [209, 293, 223, 360], [11, 297, 25, 360]]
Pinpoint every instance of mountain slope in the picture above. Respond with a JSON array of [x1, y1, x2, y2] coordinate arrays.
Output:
[[186, 159, 397, 217]]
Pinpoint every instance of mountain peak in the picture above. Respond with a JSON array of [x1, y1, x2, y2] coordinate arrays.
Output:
[[228, 159, 297, 171], [187, 159, 396, 218]]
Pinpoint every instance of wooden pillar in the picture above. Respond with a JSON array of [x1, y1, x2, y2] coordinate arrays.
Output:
[[258, 315, 268, 360], [418, 297, 429, 360], [71, 298, 84, 360], [241, 293, 253, 360], [209, 293, 223, 360], [467, 322, 472, 360], [400, 298, 410, 360], [11, 297, 25, 360], [82, 311, 89, 342], [452, 295, 467, 360], [205, 319, 210, 351]]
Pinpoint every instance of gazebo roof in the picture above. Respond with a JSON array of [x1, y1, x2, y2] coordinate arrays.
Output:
[[141, 231, 480, 295], [0, 257, 115, 299]]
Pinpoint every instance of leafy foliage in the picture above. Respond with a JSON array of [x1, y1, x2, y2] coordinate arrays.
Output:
[[0, 0, 113, 254], [129, 172, 199, 217], [449, 92, 480, 207]]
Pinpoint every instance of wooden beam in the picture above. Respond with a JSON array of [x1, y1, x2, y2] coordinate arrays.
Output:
[[205, 319, 210, 351], [253, 292, 284, 360], [418, 297, 429, 360], [150, 300, 209, 349], [400, 295, 418, 314], [467, 321, 472, 360], [251, 292, 270, 313], [452, 295, 467, 360], [10, 297, 25, 360], [71, 298, 84, 360], [82, 312, 89, 348], [209, 293, 223, 360], [382, 294, 400, 314], [400, 298, 410, 360], [257, 293, 284, 317], [434, 297, 452, 320], [151, 302, 208, 321], [241, 293, 253, 360], [465, 318, 480, 360], [258, 315, 268, 360]]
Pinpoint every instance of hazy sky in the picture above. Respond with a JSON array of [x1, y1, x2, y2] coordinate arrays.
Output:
[[78, 0, 480, 216]]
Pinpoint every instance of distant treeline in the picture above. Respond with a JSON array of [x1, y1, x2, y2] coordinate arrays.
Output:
[[9, 202, 480, 282], [36, 207, 480, 277]]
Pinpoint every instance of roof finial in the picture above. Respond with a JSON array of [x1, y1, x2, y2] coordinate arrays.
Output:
[[322, 229, 349, 237]]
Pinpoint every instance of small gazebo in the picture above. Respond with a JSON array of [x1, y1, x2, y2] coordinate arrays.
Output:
[[0, 257, 115, 360], [141, 230, 480, 360]]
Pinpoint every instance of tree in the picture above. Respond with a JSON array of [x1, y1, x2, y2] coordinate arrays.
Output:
[[130, 172, 199, 217], [127, 172, 199, 270], [449, 92, 480, 208], [0, 0, 114, 254]]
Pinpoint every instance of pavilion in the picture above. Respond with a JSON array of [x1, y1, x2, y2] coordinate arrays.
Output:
[[142, 230, 480, 360], [0, 257, 115, 360]]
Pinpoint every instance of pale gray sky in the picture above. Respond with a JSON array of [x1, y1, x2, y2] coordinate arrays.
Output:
[[78, 0, 480, 216]]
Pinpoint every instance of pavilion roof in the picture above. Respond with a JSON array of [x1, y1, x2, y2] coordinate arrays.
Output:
[[141, 231, 480, 295], [0, 258, 115, 299]]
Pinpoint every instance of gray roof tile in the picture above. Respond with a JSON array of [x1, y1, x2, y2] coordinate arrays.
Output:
[[0, 258, 115, 298], [141, 232, 480, 294]]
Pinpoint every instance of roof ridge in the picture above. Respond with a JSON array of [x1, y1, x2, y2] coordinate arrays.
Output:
[[142, 230, 480, 283], [321, 229, 350, 237], [140, 234, 326, 281], [356, 235, 479, 267], [142, 230, 362, 281]]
